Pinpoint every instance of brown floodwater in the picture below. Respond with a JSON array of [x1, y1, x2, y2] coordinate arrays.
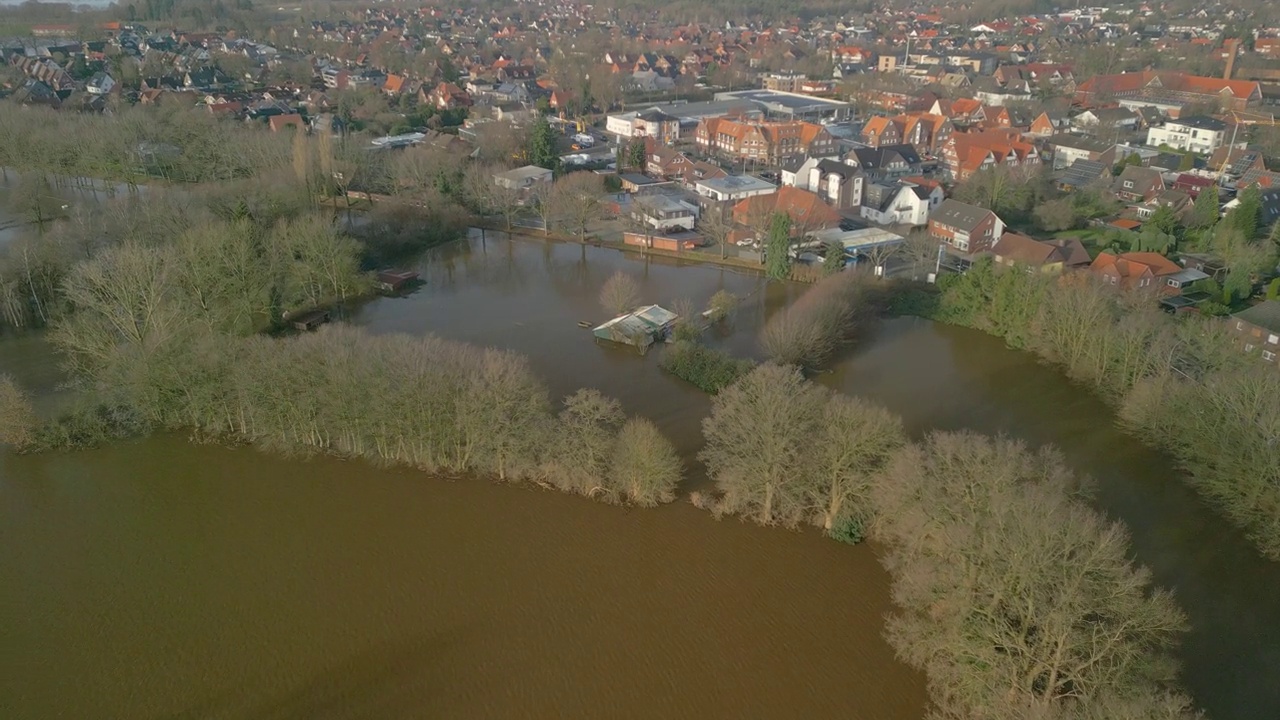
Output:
[[2, 229, 1279, 720]]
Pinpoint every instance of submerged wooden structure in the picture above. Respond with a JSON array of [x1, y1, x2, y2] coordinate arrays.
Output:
[[376, 269, 421, 293]]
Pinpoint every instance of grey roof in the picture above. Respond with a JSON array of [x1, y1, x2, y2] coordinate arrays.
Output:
[[1056, 159, 1109, 188], [695, 174, 776, 193], [815, 159, 859, 178], [1233, 300, 1280, 335], [847, 144, 921, 170], [1091, 106, 1140, 122], [1050, 133, 1113, 153], [932, 199, 995, 232], [1261, 187, 1280, 225], [713, 88, 851, 113], [636, 108, 678, 122], [1173, 115, 1227, 131]]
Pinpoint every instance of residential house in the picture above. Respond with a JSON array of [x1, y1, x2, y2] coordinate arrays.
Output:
[[863, 112, 953, 154], [267, 113, 305, 132], [427, 81, 471, 109], [732, 186, 843, 236], [493, 102, 536, 124], [1207, 146, 1266, 184], [929, 199, 1006, 255], [941, 129, 1039, 181], [1146, 116, 1230, 155], [694, 174, 778, 203], [85, 71, 116, 95], [1088, 251, 1194, 292], [1222, 186, 1280, 227], [1072, 107, 1142, 134], [1231, 300, 1280, 364], [630, 194, 700, 232], [860, 115, 902, 147], [805, 159, 865, 211], [1047, 134, 1117, 170], [860, 180, 944, 227], [991, 232, 1090, 273], [844, 144, 923, 182], [1054, 159, 1111, 192], [1171, 172, 1216, 199], [1113, 165, 1166, 203], [1026, 109, 1068, 138], [646, 145, 727, 185], [632, 109, 681, 144], [493, 165, 553, 191]]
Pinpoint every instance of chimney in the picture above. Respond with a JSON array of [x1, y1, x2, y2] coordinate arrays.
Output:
[[1224, 38, 1240, 81]]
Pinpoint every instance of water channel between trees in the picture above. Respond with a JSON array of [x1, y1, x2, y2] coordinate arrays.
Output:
[[1, 228, 1278, 719]]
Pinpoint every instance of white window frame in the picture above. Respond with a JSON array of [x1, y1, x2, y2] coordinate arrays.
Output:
[[1265, 350, 1277, 362]]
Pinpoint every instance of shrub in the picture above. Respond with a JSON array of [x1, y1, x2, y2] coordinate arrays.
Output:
[[827, 515, 866, 545], [706, 290, 738, 322], [659, 340, 756, 393]]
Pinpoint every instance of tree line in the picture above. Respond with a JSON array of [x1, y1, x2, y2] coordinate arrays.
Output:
[[0, 324, 683, 506], [935, 258, 1280, 561], [694, 362, 1199, 719]]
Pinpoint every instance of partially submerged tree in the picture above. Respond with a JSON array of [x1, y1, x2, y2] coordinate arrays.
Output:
[[700, 363, 827, 525], [547, 389, 625, 496], [599, 270, 641, 316], [608, 416, 683, 506], [873, 432, 1189, 719]]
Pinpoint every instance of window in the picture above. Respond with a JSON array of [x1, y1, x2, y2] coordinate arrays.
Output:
[[1245, 343, 1256, 352], [1123, 180, 1134, 189], [1237, 321, 1247, 331], [1270, 334, 1279, 345], [1139, 277, 1151, 287], [1168, 278, 1180, 287], [1266, 350, 1277, 362]]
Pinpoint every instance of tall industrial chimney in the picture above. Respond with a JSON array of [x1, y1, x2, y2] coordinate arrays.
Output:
[[1224, 38, 1240, 81]]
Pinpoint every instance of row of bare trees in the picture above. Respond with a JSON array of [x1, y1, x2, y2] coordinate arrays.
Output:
[[3, 325, 683, 507], [937, 259, 1280, 559], [696, 362, 1200, 719], [0, 103, 294, 188]]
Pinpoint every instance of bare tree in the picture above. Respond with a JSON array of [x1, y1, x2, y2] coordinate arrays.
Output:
[[810, 395, 904, 531], [697, 205, 735, 259], [457, 348, 552, 480], [759, 270, 867, 369], [546, 389, 625, 496], [607, 416, 683, 506], [474, 120, 530, 165], [600, 270, 641, 316], [462, 162, 523, 230], [548, 171, 607, 240], [901, 229, 941, 280], [873, 432, 1189, 717], [699, 363, 827, 525]]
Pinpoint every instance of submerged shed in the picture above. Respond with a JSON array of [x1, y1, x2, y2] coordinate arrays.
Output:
[[376, 269, 421, 293], [592, 304, 679, 349]]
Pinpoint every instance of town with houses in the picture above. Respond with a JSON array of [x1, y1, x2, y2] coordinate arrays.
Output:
[[7, 0, 1280, 360]]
